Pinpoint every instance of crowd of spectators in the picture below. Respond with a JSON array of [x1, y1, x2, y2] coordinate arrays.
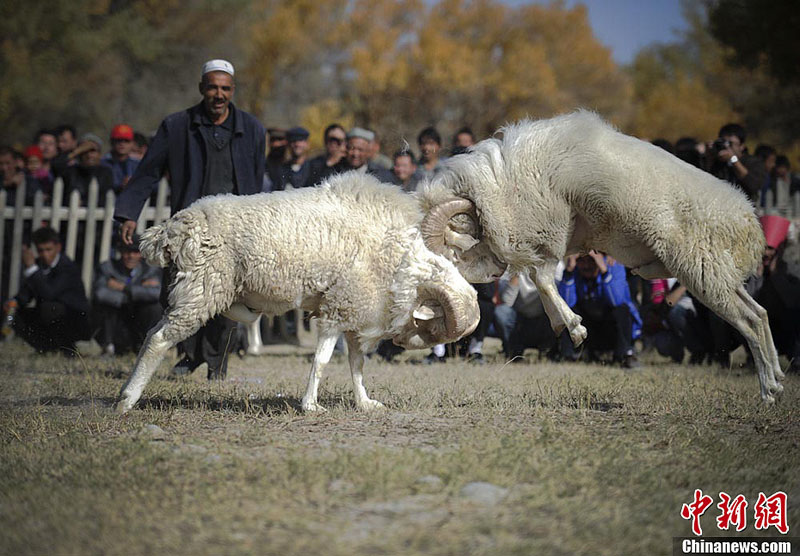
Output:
[[1, 66, 798, 375]]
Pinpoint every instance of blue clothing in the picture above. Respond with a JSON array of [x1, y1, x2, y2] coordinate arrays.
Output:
[[558, 261, 643, 339], [114, 101, 266, 222], [101, 154, 140, 193]]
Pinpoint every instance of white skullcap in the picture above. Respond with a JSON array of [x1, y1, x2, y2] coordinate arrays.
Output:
[[347, 127, 375, 142], [202, 59, 235, 77]]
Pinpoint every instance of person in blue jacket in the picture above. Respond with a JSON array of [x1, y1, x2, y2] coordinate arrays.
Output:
[[558, 251, 642, 368], [114, 59, 266, 380]]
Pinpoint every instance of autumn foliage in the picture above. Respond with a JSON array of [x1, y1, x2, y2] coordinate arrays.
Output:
[[0, 0, 795, 155]]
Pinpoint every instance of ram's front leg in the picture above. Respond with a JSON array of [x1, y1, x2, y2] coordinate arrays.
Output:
[[530, 262, 587, 347], [301, 331, 340, 412], [345, 333, 385, 411], [116, 315, 199, 413]]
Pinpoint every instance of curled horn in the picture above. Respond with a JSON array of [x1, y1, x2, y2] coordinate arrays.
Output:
[[420, 198, 478, 253], [416, 284, 477, 342]]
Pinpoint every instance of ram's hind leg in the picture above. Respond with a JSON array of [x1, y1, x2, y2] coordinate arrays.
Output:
[[530, 260, 587, 347], [345, 332, 385, 411], [703, 287, 783, 403], [115, 315, 202, 413], [223, 303, 267, 356], [736, 287, 785, 381]]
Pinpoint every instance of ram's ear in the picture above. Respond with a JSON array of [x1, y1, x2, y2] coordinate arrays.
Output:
[[412, 304, 444, 321], [420, 198, 478, 255], [444, 229, 479, 251]]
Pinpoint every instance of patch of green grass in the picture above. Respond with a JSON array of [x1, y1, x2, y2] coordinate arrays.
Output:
[[0, 340, 797, 555]]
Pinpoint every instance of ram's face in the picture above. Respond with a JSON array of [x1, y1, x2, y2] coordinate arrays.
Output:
[[391, 259, 480, 350], [420, 198, 507, 283]]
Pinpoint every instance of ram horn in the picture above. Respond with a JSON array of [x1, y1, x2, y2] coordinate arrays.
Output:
[[416, 283, 479, 343], [420, 198, 478, 253]]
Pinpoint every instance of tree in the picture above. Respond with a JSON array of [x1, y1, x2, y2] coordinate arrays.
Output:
[[0, 0, 244, 144], [708, 0, 800, 85], [627, 1, 799, 153]]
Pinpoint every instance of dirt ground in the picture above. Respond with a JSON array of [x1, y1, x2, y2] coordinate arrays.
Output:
[[0, 337, 798, 555]]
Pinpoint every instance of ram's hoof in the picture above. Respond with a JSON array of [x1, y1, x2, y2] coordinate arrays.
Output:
[[569, 324, 588, 347], [301, 401, 328, 413], [357, 399, 386, 412], [114, 399, 133, 414]]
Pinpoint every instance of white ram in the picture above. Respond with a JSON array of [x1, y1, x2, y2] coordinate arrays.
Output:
[[418, 111, 784, 402], [115, 174, 480, 413]]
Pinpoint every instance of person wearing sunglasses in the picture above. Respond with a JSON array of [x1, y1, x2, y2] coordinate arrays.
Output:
[[307, 123, 347, 187]]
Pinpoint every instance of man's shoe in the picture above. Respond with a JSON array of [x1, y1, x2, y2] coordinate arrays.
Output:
[[688, 351, 706, 365], [621, 353, 642, 369], [422, 353, 446, 365], [171, 356, 198, 377], [468, 352, 486, 365]]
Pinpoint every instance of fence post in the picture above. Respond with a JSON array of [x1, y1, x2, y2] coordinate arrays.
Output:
[[50, 178, 64, 231], [8, 183, 27, 298], [32, 190, 45, 230], [81, 179, 99, 298], [99, 190, 116, 264], [0, 190, 6, 299], [65, 189, 81, 260]]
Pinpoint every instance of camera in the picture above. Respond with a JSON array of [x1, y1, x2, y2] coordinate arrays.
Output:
[[712, 137, 730, 152]]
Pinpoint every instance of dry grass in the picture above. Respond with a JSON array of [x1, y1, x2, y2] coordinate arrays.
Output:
[[0, 338, 797, 555]]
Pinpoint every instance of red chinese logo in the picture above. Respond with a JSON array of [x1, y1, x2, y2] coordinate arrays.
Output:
[[716, 492, 748, 532], [754, 491, 788, 534], [682, 490, 789, 536], [681, 489, 714, 536]]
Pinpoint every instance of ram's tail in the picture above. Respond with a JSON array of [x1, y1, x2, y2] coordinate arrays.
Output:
[[139, 210, 205, 270]]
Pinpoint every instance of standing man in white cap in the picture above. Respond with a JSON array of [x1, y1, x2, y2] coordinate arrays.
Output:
[[114, 59, 267, 381], [326, 127, 393, 183]]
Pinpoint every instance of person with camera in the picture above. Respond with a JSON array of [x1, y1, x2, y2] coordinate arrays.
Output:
[[706, 123, 766, 203]]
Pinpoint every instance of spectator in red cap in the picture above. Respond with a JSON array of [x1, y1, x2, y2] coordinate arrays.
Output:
[[709, 214, 799, 372], [22, 144, 54, 196], [23, 145, 43, 174], [101, 124, 140, 193]]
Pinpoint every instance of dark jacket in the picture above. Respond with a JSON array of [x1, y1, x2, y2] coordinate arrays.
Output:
[[709, 152, 767, 203], [390, 169, 422, 192], [62, 164, 114, 206], [278, 159, 312, 190], [114, 101, 266, 221], [2, 174, 40, 207], [328, 161, 394, 184], [15, 254, 90, 315], [93, 259, 162, 309]]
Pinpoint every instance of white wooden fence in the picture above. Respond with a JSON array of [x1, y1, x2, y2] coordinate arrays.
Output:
[[0, 176, 170, 301], [761, 188, 800, 219], [1, 176, 317, 347]]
